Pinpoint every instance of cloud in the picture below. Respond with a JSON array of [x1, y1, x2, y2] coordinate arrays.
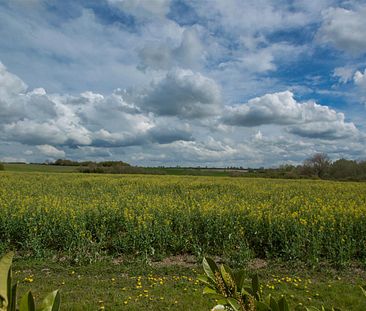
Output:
[[333, 66, 355, 84], [1, 1, 366, 166], [222, 91, 359, 139], [317, 5, 366, 55], [138, 27, 204, 71], [0, 62, 27, 98], [353, 68, 366, 105], [354, 68, 366, 88], [0, 62, 194, 149], [107, 0, 171, 19], [139, 69, 221, 118], [287, 121, 358, 140], [36, 144, 65, 158]]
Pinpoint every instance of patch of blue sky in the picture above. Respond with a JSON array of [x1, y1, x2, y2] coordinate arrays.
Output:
[[168, 0, 200, 27], [268, 24, 318, 46], [45, 0, 138, 32]]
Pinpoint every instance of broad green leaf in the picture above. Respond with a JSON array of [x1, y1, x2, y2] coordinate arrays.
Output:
[[220, 265, 234, 292], [227, 298, 240, 311], [197, 275, 214, 287], [203, 287, 225, 299], [203, 287, 218, 295], [233, 270, 245, 292], [37, 290, 61, 311], [19, 291, 35, 311], [202, 258, 218, 282], [0, 252, 14, 310], [278, 297, 289, 311], [222, 264, 234, 280]]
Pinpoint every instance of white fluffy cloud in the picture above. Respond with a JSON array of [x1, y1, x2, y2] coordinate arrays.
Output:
[[317, 5, 366, 55], [36, 144, 65, 158], [0, 62, 196, 150], [1, 0, 366, 166], [354, 69, 366, 88], [1, 59, 365, 165], [222, 91, 359, 139]]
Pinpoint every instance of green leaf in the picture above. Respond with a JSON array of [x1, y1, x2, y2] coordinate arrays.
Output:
[[197, 275, 214, 287], [0, 252, 14, 310], [233, 270, 246, 292], [223, 264, 234, 280], [270, 296, 280, 311], [220, 265, 234, 291], [278, 297, 289, 311], [243, 286, 254, 296], [202, 258, 218, 282], [227, 298, 240, 311], [37, 290, 61, 311], [9, 283, 17, 311], [203, 287, 225, 299], [203, 287, 218, 295], [255, 300, 271, 311], [360, 285, 366, 298], [251, 273, 260, 296], [19, 291, 35, 311]]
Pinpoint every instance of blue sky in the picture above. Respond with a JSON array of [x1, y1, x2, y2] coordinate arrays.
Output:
[[0, 0, 366, 166]]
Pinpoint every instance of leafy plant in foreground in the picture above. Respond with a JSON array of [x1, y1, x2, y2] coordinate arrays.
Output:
[[199, 257, 366, 311], [0, 252, 60, 311]]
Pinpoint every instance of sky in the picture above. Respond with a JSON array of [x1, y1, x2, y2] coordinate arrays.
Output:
[[1, 0, 366, 167]]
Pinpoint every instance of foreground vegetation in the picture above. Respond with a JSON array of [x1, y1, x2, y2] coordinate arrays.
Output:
[[6, 256, 366, 310], [1, 172, 366, 267]]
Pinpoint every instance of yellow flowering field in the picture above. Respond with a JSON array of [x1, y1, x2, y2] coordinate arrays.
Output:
[[1, 172, 365, 266]]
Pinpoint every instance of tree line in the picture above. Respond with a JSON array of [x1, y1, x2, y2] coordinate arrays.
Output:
[[246, 153, 366, 181]]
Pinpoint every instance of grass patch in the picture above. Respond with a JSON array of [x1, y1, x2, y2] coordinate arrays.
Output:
[[12, 257, 366, 310]]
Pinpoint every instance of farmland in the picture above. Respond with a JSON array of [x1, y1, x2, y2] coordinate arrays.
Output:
[[1, 171, 366, 266], [1, 171, 366, 310]]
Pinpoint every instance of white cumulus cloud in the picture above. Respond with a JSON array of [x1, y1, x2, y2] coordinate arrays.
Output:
[[36, 144, 65, 158]]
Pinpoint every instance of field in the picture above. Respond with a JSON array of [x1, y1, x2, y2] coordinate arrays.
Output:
[[1, 171, 366, 309], [4, 163, 77, 173]]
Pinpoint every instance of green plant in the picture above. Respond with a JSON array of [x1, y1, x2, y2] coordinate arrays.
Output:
[[199, 257, 289, 311], [198, 257, 357, 311], [0, 252, 60, 311], [0, 162, 4, 171]]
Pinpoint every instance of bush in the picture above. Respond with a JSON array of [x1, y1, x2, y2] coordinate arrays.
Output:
[[0, 162, 4, 171]]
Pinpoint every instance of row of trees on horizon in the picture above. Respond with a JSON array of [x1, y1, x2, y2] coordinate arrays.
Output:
[[1, 153, 366, 181]]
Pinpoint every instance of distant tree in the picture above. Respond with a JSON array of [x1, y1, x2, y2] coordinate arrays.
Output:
[[303, 153, 331, 178], [329, 158, 358, 180], [0, 162, 4, 171]]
